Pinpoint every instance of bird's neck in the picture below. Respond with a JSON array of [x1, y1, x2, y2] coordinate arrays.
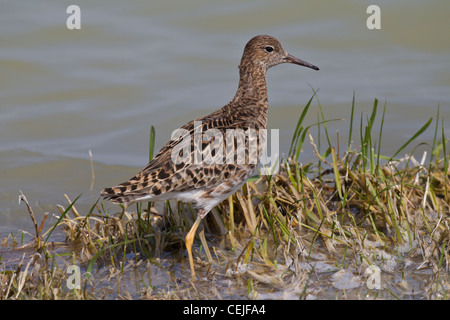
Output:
[[232, 63, 268, 109]]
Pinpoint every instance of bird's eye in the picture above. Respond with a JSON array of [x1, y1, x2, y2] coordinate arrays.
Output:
[[264, 46, 274, 53]]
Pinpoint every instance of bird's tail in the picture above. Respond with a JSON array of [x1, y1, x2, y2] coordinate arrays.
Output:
[[100, 184, 147, 204], [100, 187, 126, 203]]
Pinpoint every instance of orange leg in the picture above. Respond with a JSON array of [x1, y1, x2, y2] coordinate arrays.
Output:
[[185, 216, 202, 279]]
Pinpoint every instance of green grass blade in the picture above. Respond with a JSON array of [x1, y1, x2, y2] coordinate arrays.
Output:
[[331, 147, 342, 200], [368, 98, 378, 133], [359, 112, 366, 171], [289, 94, 314, 157], [429, 105, 440, 165], [442, 118, 448, 174], [442, 118, 448, 202], [294, 118, 342, 161], [389, 117, 433, 161], [312, 87, 333, 157], [376, 100, 387, 173], [45, 194, 82, 243], [348, 91, 356, 150], [149, 125, 156, 161]]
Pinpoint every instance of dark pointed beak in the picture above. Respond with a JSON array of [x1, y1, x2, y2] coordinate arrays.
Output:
[[284, 54, 319, 70]]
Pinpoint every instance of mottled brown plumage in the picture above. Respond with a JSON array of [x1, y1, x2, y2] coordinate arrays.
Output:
[[101, 35, 319, 278]]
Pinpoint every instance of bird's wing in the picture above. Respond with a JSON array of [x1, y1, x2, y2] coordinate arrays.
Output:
[[101, 107, 261, 204]]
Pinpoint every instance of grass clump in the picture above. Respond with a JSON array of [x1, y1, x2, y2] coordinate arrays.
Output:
[[1, 95, 448, 300]]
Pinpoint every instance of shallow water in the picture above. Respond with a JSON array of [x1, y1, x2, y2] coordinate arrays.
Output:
[[1, 229, 445, 300], [0, 1, 449, 299]]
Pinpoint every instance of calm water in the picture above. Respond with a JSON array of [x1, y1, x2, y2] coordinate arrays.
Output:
[[1, 1, 449, 237]]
